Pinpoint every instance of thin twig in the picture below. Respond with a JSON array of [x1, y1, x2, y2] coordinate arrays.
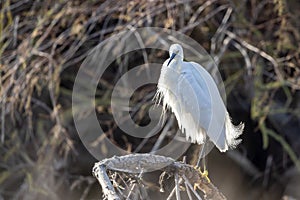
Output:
[[151, 116, 174, 152], [211, 7, 233, 56], [126, 183, 137, 200], [182, 175, 202, 200], [224, 30, 284, 82], [166, 186, 176, 200], [184, 178, 194, 200], [181, 5, 230, 33], [175, 173, 181, 200], [231, 40, 252, 76]]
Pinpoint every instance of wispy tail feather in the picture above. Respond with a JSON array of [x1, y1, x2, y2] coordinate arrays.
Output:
[[225, 112, 244, 148]]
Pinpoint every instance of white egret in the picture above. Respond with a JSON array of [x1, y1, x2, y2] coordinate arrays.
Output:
[[154, 44, 244, 168]]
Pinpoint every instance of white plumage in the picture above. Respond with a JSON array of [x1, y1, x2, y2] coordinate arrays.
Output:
[[154, 44, 244, 152]]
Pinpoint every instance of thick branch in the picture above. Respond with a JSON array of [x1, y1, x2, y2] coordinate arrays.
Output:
[[93, 154, 226, 200], [92, 164, 120, 200]]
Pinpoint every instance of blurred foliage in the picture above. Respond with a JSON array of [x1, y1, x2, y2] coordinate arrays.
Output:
[[0, 0, 300, 199]]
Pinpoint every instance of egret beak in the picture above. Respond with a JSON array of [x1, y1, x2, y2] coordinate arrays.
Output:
[[167, 53, 176, 66]]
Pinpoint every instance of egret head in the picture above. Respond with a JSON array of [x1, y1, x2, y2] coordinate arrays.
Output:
[[167, 44, 184, 66]]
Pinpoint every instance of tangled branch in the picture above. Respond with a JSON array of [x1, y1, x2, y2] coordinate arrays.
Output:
[[93, 154, 226, 200]]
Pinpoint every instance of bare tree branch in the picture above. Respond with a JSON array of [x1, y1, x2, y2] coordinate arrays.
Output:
[[93, 154, 227, 200], [92, 164, 120, 200]]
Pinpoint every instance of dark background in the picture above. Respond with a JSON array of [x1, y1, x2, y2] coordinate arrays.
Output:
[[1, 0, 300, 199]]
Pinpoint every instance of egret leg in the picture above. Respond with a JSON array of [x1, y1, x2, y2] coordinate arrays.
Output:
[[196, 143, 206, 169], [195, 142, 210, 183]]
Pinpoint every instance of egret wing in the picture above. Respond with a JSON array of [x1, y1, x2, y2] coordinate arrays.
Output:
[[180, 62, 228, 150], [175, 62, 213, 144], [189, 62, 243, 151]]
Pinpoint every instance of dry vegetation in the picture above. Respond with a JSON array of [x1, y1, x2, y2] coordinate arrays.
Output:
[[0, 0, 300, 199]]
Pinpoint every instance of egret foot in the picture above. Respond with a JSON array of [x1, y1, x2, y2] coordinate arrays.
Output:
[[200, 169, 210, 183], [194, 166, 210, 183], [193, 167, 211, 191]]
